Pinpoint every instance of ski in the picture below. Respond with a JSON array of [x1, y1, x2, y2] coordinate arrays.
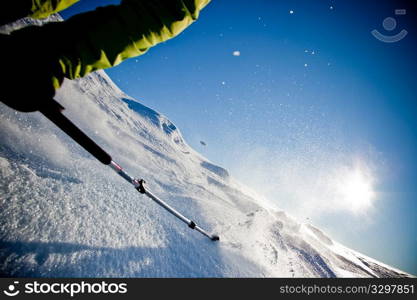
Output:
[[40, 99, 219, 242]]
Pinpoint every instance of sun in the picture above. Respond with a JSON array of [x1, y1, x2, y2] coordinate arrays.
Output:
[[336, 167, 375, 213]]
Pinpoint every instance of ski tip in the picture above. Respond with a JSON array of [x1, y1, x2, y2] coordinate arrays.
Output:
[[210, 235, 220, 241]]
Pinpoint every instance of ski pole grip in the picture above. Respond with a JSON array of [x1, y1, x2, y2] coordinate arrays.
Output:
[[40, 99, 112, 165]]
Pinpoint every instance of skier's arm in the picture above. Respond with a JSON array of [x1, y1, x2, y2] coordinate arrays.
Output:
[[0, 0, 79, 25], [50, 0, 210, 81], [0, 0, 210, 112]]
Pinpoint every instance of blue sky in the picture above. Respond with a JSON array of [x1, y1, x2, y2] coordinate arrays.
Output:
[[61, 0, 417, 274]]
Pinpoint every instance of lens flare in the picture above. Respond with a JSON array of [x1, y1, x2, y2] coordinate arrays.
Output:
[[335, 166, 375, 213]]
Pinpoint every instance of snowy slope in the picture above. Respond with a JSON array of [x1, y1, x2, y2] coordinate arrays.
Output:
[[0, 18, 414, 278]]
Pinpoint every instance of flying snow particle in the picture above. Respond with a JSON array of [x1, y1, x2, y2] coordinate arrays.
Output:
[[289, 10, 294, 14], [232, 51, 241, 56], [221, 81, 226, 85], [304, 63, 308, 67], [330, 6, 334, 10]]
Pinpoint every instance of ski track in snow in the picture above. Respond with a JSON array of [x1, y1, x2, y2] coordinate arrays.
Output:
[[0, 17, 414, 278]]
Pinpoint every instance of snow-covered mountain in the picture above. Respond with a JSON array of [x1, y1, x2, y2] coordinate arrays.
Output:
[[0, 18, 413, 278]]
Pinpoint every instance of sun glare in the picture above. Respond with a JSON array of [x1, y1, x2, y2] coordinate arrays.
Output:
[[336, 167, 375, 213]]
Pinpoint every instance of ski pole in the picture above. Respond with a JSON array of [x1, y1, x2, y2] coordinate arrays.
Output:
[[39, 99, 219, 241], [109, 161, 219, 241], [40, 100, 112, 165]]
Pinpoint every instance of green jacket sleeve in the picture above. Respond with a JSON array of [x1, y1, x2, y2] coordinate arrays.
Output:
[[43, 0, 210, 86], [0, 0, 79, 25], [30, 0, 80, 19]]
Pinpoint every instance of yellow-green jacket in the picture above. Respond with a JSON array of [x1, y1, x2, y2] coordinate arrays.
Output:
[[0, 0, 210, 111]]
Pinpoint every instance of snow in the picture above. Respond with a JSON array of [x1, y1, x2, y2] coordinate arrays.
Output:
[[0, 17, 414, 278], [0, 14, 62, 35]]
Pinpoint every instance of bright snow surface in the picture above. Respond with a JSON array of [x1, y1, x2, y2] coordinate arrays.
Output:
[[0, 18, 414, 278]]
